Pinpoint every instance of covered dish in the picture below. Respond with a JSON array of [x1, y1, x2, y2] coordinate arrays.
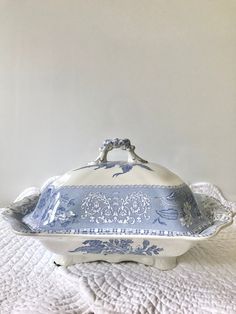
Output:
[[2, 138, 235, 270]]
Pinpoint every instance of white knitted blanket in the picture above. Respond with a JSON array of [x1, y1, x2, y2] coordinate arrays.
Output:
[[0, 186, 236, 314]]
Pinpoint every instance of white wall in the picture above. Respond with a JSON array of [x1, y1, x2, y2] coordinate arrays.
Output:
[[0, 0, 236, 206]]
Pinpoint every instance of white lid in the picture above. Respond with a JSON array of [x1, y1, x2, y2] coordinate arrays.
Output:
[[53, 138, 184, 188]]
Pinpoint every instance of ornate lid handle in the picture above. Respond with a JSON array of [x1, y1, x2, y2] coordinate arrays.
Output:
[[92, 138, 148, 164]]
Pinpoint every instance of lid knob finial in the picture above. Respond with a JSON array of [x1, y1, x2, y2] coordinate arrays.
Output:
[[92, 138, 148, 164]]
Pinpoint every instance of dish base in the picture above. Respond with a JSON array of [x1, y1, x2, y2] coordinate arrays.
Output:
[[54, 253, 177, 271]]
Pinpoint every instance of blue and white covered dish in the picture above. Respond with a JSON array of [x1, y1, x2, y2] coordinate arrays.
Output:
[[3, 138, 235, 270]]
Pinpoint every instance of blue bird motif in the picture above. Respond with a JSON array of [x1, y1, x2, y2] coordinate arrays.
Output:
[[74, 161, 153, 177]]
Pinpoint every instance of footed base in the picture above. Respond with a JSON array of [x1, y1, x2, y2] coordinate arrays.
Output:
[[153, 256, 177, 270], [54, 254, 177, 271]]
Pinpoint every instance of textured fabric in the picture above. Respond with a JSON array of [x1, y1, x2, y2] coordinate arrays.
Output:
[[0, 189, 236, 313]]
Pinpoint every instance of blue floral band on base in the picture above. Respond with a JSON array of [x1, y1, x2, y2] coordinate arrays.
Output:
[[69, 239, 163, 256], [22, 183, 213, 235]]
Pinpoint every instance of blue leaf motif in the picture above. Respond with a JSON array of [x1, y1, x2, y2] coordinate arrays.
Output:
[[157, 217, 167, 225], [158, 209, 178, 220], [69, 239, 163, 256], [142, 240, 150, 249]]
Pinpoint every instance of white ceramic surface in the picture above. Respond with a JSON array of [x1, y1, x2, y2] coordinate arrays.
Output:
[[2, 181, 235, 270], [2, 139, 235, 270], [17, 139, 201, 236]]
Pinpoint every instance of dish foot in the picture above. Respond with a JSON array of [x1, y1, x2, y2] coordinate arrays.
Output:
[[153, 256, 177, 270], [54, 255, 74, 267], [54, 254, 177, 270]]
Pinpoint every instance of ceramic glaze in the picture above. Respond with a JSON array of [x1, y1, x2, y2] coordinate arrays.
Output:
[[23, 183, 212, 236], [2, 139, 235, 270], [22, 138, 200, 236], [69, 239, 164, 256], [54, 162, 184, 187]]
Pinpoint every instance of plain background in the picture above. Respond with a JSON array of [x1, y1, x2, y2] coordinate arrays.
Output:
[[0, 0, 235, 206]]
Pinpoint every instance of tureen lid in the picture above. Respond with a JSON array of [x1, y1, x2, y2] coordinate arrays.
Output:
[[21, 138, 218, 236], [53, 138, 183, 187]]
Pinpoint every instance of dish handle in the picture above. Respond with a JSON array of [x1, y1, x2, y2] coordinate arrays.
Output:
[[91, 138, 148, 164], [190, 182, 236, 217], [7, 189, 40, 216]]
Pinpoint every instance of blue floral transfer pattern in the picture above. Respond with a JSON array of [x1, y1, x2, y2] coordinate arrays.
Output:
[[69, 239, 163, 256], [74, 161, 153, 177], [22, 183, 211, 235], [4, 183, 233, 238], [153, 188, 200, 227]]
